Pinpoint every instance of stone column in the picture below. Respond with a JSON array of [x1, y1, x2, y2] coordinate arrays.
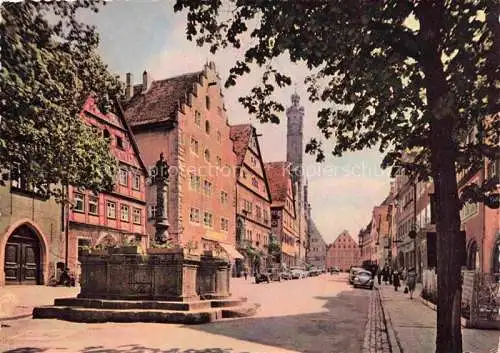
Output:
[[152, 153, 170, 244]]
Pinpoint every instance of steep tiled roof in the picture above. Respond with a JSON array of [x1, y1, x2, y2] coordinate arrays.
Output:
[[230, 124, 253, 166], [308, 218, 326, 245], [124, 71, 202, 127], [264, 161, 291, 204]]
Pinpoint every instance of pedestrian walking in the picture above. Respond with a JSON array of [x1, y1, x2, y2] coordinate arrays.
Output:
[[393, 270, 400, 291], [407, 267, 417, 299], [382, 266, 388, 284], [388, 267, 394, 285], [377, 267, 382, 285], [243, 267, 248, 280]]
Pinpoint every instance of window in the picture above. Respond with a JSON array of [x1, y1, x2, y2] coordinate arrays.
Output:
[[217, 131, 221, 143], [74, 193, 85, 212], [216, 156, 222, 167], [78, 238, 91, 258], [195, 111, 201, 126], [263, 210, 269, 224], [206, 96, 211, 110], [103, 129, 111, 141], [190, 208, 200, 223], [116, 136, 124, 150], [251, 177, 258, 188], [119, 168, 128, 186], [121, 204, 129, 222], [203, 212, 213, 227], [190, 174, 201, 191], [133, 208, 141, 225], [242, 170, 247, 179], [487, 159, 498, 180], [203, 180, 212, 196], [251, 156, 257, 166], [255, 205, 262, 220], [132, 174, 141, 190], [107, 201, 116, 219], [148, 205, 157, 219], [205, 120, 210, 134], [221, 218, 229, 232], [190, 138, 199, 154], [204, 149, 210, 162], [220, 191, 229, 204], [88, 196, 99, 215]]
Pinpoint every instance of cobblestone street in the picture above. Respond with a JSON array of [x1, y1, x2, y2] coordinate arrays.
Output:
[[0, 274, 373, 353]]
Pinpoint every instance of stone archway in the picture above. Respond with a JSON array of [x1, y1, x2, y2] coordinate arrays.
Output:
[[492, 236, 500, 274], [1, 220, 49, 286], [467, 239, 479, 271]]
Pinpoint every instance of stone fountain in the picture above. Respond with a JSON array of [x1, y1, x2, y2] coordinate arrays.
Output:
[[33, 154, 259, 324]]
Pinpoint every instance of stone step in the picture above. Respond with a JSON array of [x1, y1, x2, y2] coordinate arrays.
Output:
[[209, 297, 247, 308], [32, 306, 223, 324], [221, 303, 261, 318], [53, 298, 212, 311], [32, 302, 260, 324]]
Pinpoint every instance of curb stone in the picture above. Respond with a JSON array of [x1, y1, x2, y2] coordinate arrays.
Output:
[[363, 289, 394, 353], [377, 288, 403, 353]]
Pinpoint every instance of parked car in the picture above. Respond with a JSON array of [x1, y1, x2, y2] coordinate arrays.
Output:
[[349, 267, 365, 285], [308, 269, 320, 277], [353, 269, 374, 290], [290, 269, 303, 279], [279, 270, 292, 280], [331, 267, 340, 274]]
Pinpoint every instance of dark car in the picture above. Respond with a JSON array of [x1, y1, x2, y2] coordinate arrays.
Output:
[[349, 267, 364, 285], [255, 269, 281, 283], [353, 269, 374, 290]]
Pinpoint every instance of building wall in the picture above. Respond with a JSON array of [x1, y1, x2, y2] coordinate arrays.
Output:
[[235, 132, 272, 270], [176, 66, 236, 250], [326, 231, 360, 271], [0, 184, 63, 286], [306, 221, 327, 269], [68, 97, 148, 275]]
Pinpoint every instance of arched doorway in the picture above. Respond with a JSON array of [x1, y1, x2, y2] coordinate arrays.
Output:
[[467, 240, 480, 271], [492, 239, 500, 274], [4, 225, 41, 284]]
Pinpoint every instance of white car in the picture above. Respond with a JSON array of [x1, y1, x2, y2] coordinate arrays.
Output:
[[291, 269, 302, 279]]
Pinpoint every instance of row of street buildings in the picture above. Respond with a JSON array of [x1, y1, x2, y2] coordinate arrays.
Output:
[[0, 62, 327, 286], [358, 137, 500, 281]]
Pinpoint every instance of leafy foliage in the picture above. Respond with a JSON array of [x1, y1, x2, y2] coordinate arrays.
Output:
[[267, 234, 281, 255], [174, 1, 499, 351], [0, 0, 123, 202], [174, 0, 499, 202]]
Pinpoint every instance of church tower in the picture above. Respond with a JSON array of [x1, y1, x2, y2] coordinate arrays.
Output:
[[286, 92, 306, 265], [286, 92, 304, 174]]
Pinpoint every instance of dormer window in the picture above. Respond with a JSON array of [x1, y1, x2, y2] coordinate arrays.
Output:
[[206, 96, 211, 110], [116, 136, 124, 150], [204, 149, 210, 162], [205, 120, 210, 134], [103, 129, 111, 142]]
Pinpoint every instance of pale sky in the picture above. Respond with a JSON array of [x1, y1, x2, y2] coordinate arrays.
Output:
[[82, 1, 391, 243]]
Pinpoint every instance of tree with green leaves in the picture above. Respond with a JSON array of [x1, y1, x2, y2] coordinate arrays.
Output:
[[0, 0, 122, 201], [174, 1, 499, 352]]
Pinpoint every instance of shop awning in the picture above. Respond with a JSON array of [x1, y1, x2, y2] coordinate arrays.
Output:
[[218, 242, 244, 260]]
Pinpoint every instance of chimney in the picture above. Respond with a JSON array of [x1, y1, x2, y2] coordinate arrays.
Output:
[[142, 70, 150, 93], [125, 73, 133, 100]]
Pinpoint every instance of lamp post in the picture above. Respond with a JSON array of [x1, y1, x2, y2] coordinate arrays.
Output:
[[151, 153, 170, 245], [408, 180, 418, 270]]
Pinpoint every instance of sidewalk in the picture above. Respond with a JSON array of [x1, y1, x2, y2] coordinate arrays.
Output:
[[378, 284, 500, 353], [0, 285, 79, 321]]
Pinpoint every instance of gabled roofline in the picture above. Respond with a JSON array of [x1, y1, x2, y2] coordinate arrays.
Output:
[[115, 99, 149, 176]]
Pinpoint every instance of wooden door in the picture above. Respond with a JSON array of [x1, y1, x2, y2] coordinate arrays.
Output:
[[4, 242, 21, 282], [4, 227, 40, 285]]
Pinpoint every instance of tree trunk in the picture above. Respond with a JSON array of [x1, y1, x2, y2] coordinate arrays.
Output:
[[417, 2, 464, 352]]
